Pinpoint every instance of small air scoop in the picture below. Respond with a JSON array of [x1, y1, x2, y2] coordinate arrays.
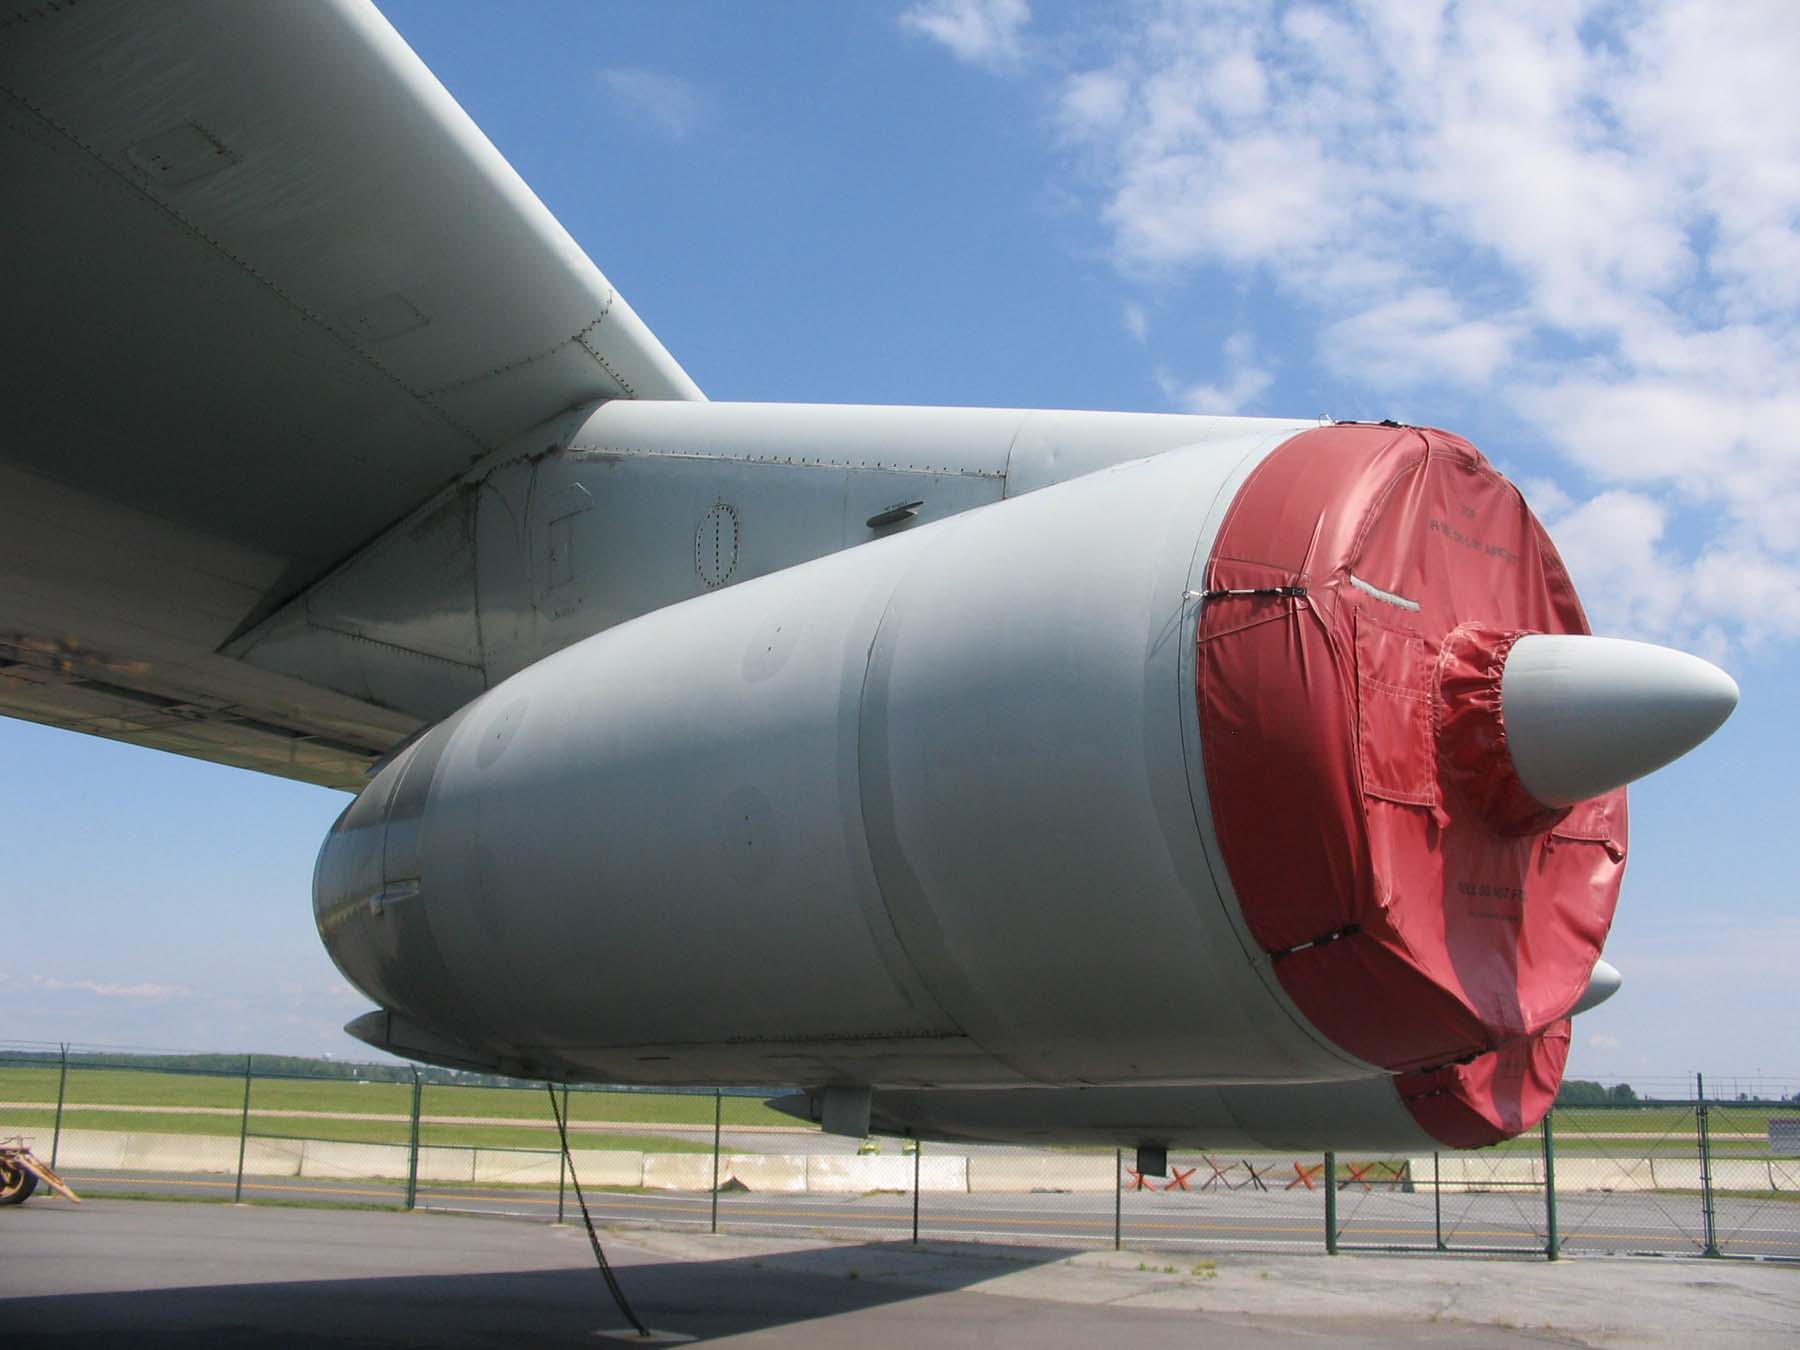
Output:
[[866, 500, 924, 529], [1500, 635, 1739, 806]]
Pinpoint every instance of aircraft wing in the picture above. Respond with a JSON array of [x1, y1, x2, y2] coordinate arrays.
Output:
[[0, 0, 701, 789]]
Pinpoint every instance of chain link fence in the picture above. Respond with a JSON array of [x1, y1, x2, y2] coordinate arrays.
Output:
[[2, 1045, 1792, 1262], [1334, 1139, 1548, 1255]]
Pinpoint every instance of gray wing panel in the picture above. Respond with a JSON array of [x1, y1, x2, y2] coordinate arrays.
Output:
[[1, 0, 699, 583]]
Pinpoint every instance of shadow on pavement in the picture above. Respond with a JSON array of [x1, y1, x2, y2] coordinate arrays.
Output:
[[8, 1238, 1079, 1348]]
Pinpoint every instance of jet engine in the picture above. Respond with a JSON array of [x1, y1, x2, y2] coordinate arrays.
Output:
[[315, 422, 1735, 1148]]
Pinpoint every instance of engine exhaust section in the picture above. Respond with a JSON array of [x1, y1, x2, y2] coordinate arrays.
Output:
[[315, 422, 1734, 1153]]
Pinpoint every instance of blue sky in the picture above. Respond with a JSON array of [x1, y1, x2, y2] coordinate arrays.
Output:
[[4, 1, 1794, 1092]]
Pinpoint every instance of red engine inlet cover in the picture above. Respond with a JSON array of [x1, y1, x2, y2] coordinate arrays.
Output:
[[1197, 424, 1625, 1145]]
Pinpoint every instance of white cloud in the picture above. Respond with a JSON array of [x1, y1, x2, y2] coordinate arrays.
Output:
[[1530, 487, 1800, 653], [900, 0, 1031, 72], [1516, 477, 1572, 522], [1107, 131, 1341, 268], [1691, 551, 1800, 651], [1019, 0, 1800, 653], [1608, 4, 1800, 318], [1324, 289, 1521, 389], [598, 68, 711, 140], [1058, 68, 1129, 141], [1163, 331, 1272, 415], [1530, 490, 1683, 640], [1122, 301, 1149, 344], [20, 974, 190, 1000], [1525, 374, 1754, 484]]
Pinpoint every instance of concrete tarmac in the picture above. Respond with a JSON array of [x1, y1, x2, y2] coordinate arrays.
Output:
[[4, 1199, 1797, 1347], [49, 1165, 1800, 1260]]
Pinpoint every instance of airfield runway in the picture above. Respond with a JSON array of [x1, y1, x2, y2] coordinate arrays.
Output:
[[5, 1198, 1797, 1348]]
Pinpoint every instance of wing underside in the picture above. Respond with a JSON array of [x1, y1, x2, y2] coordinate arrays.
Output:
[[0, 0, 701, 787]]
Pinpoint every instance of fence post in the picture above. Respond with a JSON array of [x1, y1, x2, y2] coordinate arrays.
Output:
[[557, 1084, 570, 1225], [911, 1140, 921, 1244], [405, 1067, 422, 1211], [1324, 1152, 1338, 1254], [50, 1042, 69, 1169], [1542, 1112, 1560, 1261], [233, 1054, 253, 1203], [1432, 1152, 1445, 1251], [1113, 1148, 1122, 1251], [1697, 1072, 1719, 1257], [710, 1089, 722, 1235]]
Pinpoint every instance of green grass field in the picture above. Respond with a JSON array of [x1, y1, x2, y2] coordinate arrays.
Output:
[[2, 1065, 1789, 1161], [1551, 1104, 1790, 1136], [0, 1066, 796, 1129], [0, 1106, 717, 1153], [0, 1064, 797, 1153], [1478, 1104, 1793, 1157]]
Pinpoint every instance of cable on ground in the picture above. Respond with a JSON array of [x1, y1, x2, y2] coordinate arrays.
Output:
[[546, 1082, 651, 1339]]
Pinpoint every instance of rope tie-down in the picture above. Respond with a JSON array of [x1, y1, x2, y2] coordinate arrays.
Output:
[[545, 1083, 678, 1343]]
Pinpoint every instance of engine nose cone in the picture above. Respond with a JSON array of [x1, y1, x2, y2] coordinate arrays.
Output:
[[1570, 958, 1623, 1015], [1501, 635, 1738, 806]]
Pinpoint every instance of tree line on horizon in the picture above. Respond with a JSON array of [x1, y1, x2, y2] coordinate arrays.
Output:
[[0, 1047, 766, 1096], [1557, 1078, 1800, 1107]]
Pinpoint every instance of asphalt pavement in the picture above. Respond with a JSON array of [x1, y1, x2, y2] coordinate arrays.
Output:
[[6, 1198, 1799, 1348]]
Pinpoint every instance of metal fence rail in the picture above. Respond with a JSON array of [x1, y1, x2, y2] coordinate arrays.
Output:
[[2, 1046, 1793, 1263]]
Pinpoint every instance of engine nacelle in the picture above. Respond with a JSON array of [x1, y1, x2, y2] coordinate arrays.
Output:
[[316, 421, 1732, 1146], [317, 422, 1330, 1086]]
